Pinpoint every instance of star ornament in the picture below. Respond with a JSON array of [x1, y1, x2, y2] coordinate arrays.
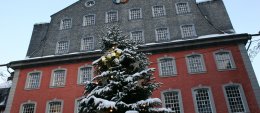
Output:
[[112, 0, 129, 4]]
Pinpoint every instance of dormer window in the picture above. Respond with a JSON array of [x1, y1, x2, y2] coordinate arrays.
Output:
[[60, 19, 72, 30]]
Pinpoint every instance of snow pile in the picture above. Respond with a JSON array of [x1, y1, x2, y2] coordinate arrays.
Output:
[[125, 110, 138, 113], [136, 98, 161, 106], [82, 96, 117, 110], [0, 81, 12, 88], [196, 0, 213, 3]]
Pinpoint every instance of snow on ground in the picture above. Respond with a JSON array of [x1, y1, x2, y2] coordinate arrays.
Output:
[[0, 81, 12, 88], [196, 0, 213, 3]]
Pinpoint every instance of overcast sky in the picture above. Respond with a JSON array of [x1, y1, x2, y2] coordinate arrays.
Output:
[[0, 0, 259, 84]]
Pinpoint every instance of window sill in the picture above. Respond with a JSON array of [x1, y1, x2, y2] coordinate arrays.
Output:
[[82, 24, 95, 27], [176, 12, 192, 15], [24, 88, 40, 90], [49, 86, 65, 88], [188, 71, 207, 75], [159, 74, 178, 77], [59, 27, 72, 30], [217, 68, 237, 72]]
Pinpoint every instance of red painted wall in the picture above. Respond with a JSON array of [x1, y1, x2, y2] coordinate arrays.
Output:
[[10, 44, 260, 113]]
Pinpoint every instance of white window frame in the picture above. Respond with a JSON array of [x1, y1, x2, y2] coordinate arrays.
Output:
[[55, 41, 70, 54], [19, 100, 37, 113], [46, 99, 64, 113], [175, 2, 191, 14], [83, 14, 95, 26], [152, 5, 166, 17], [74, 97, 82, 113], [180, 24, 197, 38], [185, 53, 207, 74], [192, 86, 216, 113], [155, 27, 170, 42], [129, 8, 142, 20], [161, 89, 184, 113], [130, 30, 145, 44], [77, 65, 93, 85], [50, 68, 67, 88], [213, 50, 236, 71], [25, 71, 42, 90], [106, 10, 118, 23], [60, 18, 72, 30], [223, 83, 250, 113], [80, 37, 94, 51], [158, 57, 178, 77]]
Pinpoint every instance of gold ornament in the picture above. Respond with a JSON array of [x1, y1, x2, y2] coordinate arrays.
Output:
[[115, 49, 122, 56], [101, 56, 106, 62], [111, 52, 116, 57], [106, 53, 112, 59]]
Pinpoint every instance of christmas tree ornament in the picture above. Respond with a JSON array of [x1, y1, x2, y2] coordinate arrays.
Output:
[[106, 53, 112, 59]]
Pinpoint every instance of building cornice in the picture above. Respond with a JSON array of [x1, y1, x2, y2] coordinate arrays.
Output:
[[9, 33, 250, 69]]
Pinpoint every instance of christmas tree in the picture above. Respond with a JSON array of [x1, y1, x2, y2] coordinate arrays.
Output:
[[79, 27, 172, 113]]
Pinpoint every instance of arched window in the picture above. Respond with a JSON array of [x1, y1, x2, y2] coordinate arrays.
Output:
[[186, 53, 206, 73], [158, 57, 177, 76], [214, 50, 236, 70]]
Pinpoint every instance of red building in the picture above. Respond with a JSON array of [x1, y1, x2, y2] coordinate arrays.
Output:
[[4, 0, 260, 113]]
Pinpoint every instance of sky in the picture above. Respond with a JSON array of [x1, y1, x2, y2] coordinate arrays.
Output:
[[0, 0, 260, 84]]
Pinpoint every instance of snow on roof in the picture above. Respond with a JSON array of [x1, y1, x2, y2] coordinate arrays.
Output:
[[0, 81, 12, 88], [197, 33, 233, 39], [196, 0, 213, 3], [141, 33, 234, 47], [24, 49, 102, 60]]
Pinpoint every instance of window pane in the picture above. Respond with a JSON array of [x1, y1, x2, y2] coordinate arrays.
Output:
[[22, 103, 35, 113], [153, 6, 165, 17], [27, 72, 40, 89], [107, 11, 118, 23], [81, 37, 94, 51], [225, 86, 245, 112], [83, 15, 95, 26], [194, 89, 213, 113], [130, 9, 141, 20], [131, 31, 144, 44], [187, 55, 205, 73], [56, 41, 69, 54], [177, 3, 190, 14], [48, 101, 62, 113], [215, 52, 234, 70], [160, 58, 176, 76], [156, 28, 169, 41], [163, 91, 181, 113], [79, 67, 92, 84], [53, 70, 66, 87], [61, 19, 72, 29], [181, 25, 196, 38]]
